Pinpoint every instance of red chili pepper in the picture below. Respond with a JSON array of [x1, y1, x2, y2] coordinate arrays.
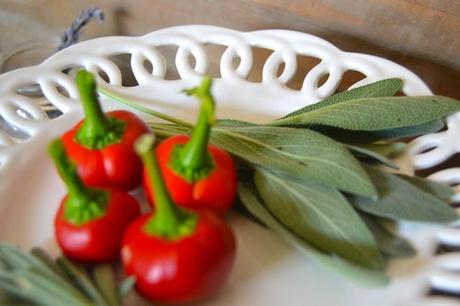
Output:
[[122, 134, 236, 304], [49, 139, 140, 263], [144, 78, 237, 215], [60, 70, 150, 191]]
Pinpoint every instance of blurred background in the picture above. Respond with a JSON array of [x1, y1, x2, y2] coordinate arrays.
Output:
[[0, 0, 459, 98]]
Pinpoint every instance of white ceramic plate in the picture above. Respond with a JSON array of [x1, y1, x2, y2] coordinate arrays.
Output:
[[1, 25, 460, 306]]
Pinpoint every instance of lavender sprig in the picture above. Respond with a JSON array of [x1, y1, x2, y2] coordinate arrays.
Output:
[[59, 7, 105, 50]]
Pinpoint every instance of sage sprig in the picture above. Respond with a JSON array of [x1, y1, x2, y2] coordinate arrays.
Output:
[[98, 78, 460, 285], [0, 244, 133, 306]]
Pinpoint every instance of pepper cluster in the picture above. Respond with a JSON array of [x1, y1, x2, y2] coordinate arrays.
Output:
[[49, 70, 237, 304]]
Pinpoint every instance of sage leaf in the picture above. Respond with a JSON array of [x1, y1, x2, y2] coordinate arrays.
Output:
[[314, 119, 444, 143], [352, 142, 406, 158], [254, 168, 383, 269], [150, 122, 376, 197], [216, 119, 257, 127], [361, 214, 416, 258], [92, 265, 121, 306], [213, 125, 377, 197], [238, 184, 389, 286], [346, 144, 399, 169], [57, 257, 109, 306], [349, 166, 458, 223], [282, 78, 403, 118], [273, 95, 460, 131], [31, 247, 68, 280], [396, 175, 455, 201]]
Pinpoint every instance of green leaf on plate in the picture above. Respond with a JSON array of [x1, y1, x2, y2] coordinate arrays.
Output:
[[352, 142, 406, 158], [216, 119, 258, 127], [254, 168, 383, 269], [346, 144, 399, 169], [238, 183, 389, 286], [214, 125, 377, 197], [281, 78, 403, 118], [313, 119, 444, 143], [92, 264, 121, 306], [348, 166, 458, 223], [30, 247, 69, 281], [57, 257, 109, 306], [396, 175, 455, 201], [360, 214, 416, 258], [273, 95, 460, 131]]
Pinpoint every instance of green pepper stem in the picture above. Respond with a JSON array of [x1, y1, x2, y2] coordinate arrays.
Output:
[[48, 139, 91, 204], [135, 134, 195, 238], [97, 87, 193, 128], [179, 77, 215, 170], [76, 70, 112, 139]]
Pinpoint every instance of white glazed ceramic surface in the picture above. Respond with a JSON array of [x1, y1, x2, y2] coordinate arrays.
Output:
[[0, 25, 459, 306]]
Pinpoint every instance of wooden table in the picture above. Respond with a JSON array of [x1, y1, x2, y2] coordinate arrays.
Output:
[[1, 0, 459, 98]]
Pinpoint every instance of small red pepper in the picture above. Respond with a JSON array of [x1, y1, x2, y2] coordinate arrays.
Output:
[[61, 70, 151, 191], [144, 77, 237, 215], [122, 134, 236, 304], [49, 139, 140, 263]]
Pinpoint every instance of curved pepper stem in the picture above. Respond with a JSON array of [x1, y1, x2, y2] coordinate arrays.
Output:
[[75, 70, 125, 149], [49, 139, 92, 203], [48, 139, 107, 225], [173, 77, 215, 181], [76, 70, 111, 138], [135, 134, 197, 239]]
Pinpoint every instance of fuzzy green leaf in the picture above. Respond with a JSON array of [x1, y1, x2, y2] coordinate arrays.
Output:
[[273, 96, 460, 131], [31, 247, 68, 281], [352, 142, 406, 158], [92, 265, 121, 306], [214, 125, 376, 197], [397, 175, 455, 201], [57, 257, 109, 306], [282, 78, 403, 118], [361, 214, 416, 258], [349, 166, 458, 223], [238, 183, 389, 286], [314, 119, 444, 143], [254, 168, 383, 269], [216, 119, 257, 127], [346, 144, 399, 169]]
